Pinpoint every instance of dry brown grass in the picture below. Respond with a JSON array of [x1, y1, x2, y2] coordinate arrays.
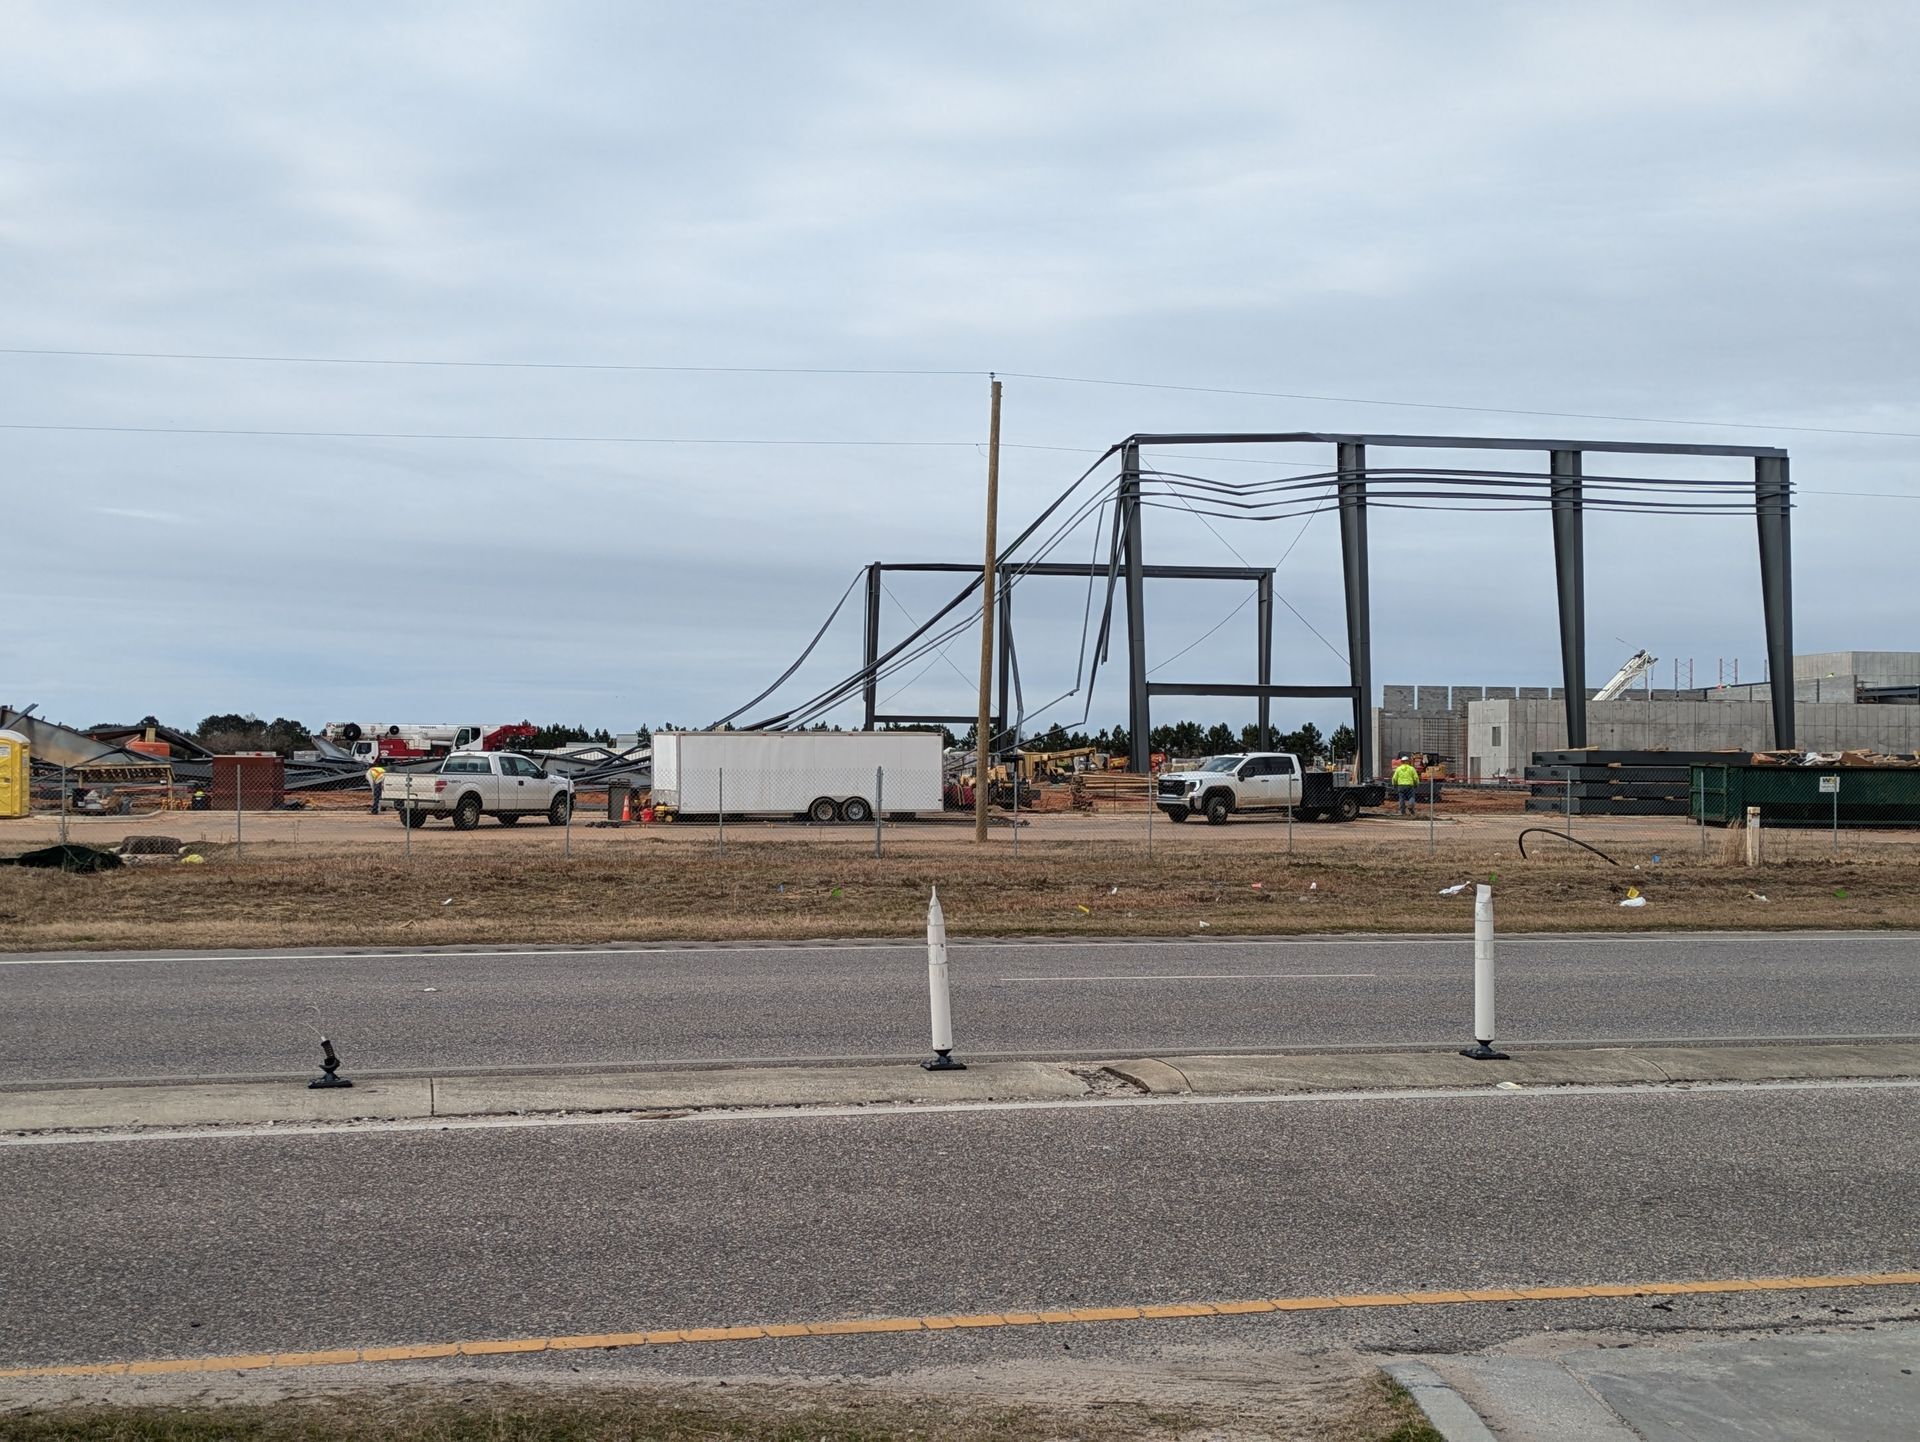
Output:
[[2, 834, 1912, 953], [0, 1372, 1439, 1441]]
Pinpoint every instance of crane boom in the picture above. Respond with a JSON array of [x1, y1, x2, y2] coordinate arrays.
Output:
[[1593, 649, 1659, 702]]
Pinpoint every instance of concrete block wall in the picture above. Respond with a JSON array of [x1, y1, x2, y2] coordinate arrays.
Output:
[[1466, 699, 1920, 777]]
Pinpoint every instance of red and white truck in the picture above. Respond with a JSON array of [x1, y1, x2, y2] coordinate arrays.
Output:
[[324, 722, 538, 763]]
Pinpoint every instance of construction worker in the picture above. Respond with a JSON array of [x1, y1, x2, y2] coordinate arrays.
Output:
[[368, 762, 387, 815], [1392, 755, 1420, 816]]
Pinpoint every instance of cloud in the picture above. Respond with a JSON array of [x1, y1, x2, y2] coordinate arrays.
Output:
[[1, 0, 1916, 733]]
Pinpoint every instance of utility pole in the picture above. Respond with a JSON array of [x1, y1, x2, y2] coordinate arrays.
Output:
[[974, 376, 1002, 844]]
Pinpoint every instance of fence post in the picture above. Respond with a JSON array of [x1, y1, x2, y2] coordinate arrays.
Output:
[[404, 796, 412, 863], [1697, 770, 1707, 858], [1011, 764, 1019, 858], [564, 780, 573, 860], [1287, 802, 1293, 855], [1144, 772, 1153, 856], [874, 765, 884, 859], [921, 886, 965, 1070], [235, 770, 243, 860], [1563, 763, 1573, 837], [1745, 805, 1762, 867], [717, 767, 725, 855], [1459, 884, 1509, 1059], [59, 765, 69, 847], [1427, 776, 1436, 857]]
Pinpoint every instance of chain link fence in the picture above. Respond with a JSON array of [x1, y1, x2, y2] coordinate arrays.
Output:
[[12, 747, 1920, 870]]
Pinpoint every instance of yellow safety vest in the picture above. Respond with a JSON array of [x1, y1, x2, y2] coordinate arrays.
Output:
[[1392, 764, 1418, 787]]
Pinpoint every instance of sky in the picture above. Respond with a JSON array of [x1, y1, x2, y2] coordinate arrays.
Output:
[[4, 0, 1917, 740]]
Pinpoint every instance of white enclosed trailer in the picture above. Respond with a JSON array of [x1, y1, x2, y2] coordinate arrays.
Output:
[[650, 730, 945, 823]]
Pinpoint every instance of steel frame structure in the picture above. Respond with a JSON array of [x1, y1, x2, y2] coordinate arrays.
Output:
[[1118, 432, 1794, 776], [862, 560, 1281, 750], [849, 431, 1792, 779]]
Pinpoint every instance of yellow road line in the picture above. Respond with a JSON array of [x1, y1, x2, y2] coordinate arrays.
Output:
[[4, 1271, 1916, 1381]]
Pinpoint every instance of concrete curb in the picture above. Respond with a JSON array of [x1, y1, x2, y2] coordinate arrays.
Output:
[[4, 1042, 1917, 1134], [1382, 1361, 1499, 1442], [1104, 1041, 1920, 1096]]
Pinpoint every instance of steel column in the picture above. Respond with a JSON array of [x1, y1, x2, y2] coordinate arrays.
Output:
[[1337, 442, 1373, 780], [1550, 449, 1588, 748], [1756, 455, 1796, 747], [996, 566, 1015, 750], [861, 562, 882, 730], [1256, 573, 1274, 749], [1121, 442, 1151, 773]]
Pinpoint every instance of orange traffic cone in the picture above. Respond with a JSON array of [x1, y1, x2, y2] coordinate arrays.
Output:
[[621, 794, 632, 823]]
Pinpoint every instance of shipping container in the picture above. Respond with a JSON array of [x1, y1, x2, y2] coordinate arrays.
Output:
[[650, 731, 944, 822]]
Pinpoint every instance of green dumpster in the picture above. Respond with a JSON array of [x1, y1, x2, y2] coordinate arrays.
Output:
[[1691, 764, 1920, 828]]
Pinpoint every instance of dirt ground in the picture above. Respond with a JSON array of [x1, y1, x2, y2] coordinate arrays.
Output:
[[1, 806, 1912, 952]]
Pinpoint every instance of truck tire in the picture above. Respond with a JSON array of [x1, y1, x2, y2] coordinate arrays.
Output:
[[1160, 807, 1189, 823], [1295, 807, 1323, 822], [496, 812, 521, 825], [808, 796, 841, 824], [1335, 791, 1362, 822], [452, 793, 482, 831], [840, 796, 872, 824], [399, 808, 430, 829], [1204, 791, 1233, 825], [548, 794, 571, 826]]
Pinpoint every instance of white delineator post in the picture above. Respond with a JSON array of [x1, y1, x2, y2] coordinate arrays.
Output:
[[1459, 883, 1509, 1060], [922, 886, 965, 1071]]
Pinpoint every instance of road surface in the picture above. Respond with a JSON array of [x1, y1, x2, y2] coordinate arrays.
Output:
[[2, 1081, 1915, 1373], [3, 932, 1917, 1084]]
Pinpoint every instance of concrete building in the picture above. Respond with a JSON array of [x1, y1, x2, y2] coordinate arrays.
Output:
[[1381, 655, 1920, 778], [1710, 651, 1920, 705], [1468, 697, 1920, 777]]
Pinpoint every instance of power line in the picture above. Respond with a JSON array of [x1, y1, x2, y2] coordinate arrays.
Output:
[[0, 346, 978, 379], [0, 421, 995, 448], [6, 344, 1918, 441]]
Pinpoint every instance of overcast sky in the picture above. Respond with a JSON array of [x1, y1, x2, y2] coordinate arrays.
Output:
[[5, 1, 1916, 738]]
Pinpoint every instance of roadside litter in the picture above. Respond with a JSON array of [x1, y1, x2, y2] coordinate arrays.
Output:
[[1620, 886, 1648, 908], [1439, 882, 1469, 895]]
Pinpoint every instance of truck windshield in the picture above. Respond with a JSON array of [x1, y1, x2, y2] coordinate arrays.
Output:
[[1199, 756, 1242, 772]]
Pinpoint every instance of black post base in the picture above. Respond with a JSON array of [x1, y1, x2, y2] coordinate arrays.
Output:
[[921, 1050, 967, 1072], [1459, 1042, 1510, 1061], [309, 1037, 353, 1088]]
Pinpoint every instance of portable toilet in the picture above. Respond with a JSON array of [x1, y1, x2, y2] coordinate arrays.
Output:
[[0, 729, 28, 819]]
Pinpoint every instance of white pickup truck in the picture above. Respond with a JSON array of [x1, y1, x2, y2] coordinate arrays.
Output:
[[1155, 752, 1386, 825], [386, 751, 574, 830]]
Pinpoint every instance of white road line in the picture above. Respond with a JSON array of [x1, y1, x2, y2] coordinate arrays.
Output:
[[0, 932, 1909, 967], [1000, 972, 1379, 982], [6, 1077, 1916, 1148]]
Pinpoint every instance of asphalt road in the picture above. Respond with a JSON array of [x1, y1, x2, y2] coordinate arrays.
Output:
[[2, 1083, 1915, 1372], [3, 932, 1917, 1084]]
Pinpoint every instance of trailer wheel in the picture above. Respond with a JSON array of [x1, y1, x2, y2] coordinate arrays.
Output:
[[1204, 792, 1233, 825], [548, 794, 571, 826], [1335, 791, 1362, 822], [1160, 807, 1189, 823], [841, 796, 872, 824], [452, 794, 482, 831], [808, 796, 841, 824]]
